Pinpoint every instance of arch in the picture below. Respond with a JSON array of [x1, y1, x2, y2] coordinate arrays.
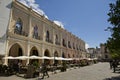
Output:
[[30, 46, 39, 56], [9, 42, 25, 54], [8, 43, 25, 66], [9, 43, 23, 57], [44, 49, 50, 65], [54, 51, 58, 57], [14, 18, 23, 34], [44, 49, 50, 57], [29, 46, 39, 64]]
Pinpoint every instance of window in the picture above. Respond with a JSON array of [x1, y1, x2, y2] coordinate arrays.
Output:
[[33, 25, 38, 39], [76, 45, 78, 50], [68, 41, 71, 48], [68, 54, 70, 58], [62, 39, 66, 47], [46, 31, 49, 42], [73, 43, 75, 49], [55, 35, 58, 44], [105, 47, 108, 53], [14, 18, 22, 34], [56, 35, 58, 43]]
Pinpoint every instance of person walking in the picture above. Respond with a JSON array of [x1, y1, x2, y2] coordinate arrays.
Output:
[[112, 60, 117, 73], [41, 63, 49, 79], [109, 60, 113, 69]]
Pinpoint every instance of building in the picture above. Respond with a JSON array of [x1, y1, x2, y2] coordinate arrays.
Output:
[[87, 44, 111, 61], [0, 0, 86, 65], [87, 48, 96, 58], [95, 47, 101, 60], [100, 43, 111, 61]]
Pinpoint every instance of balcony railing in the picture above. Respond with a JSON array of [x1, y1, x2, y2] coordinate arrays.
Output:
[[46, 38, 53, 44], [68, 44, 71, 48], [55, 41, 60, 45], [33, 35, 42, 40], [14, 29, 28, 37], [63, 43, 66, 47]]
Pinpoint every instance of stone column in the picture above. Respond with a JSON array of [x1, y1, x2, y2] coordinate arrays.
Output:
[[4, 40, 9, 65], [26, 42, 30, 65], [26, 9, 32, 65]]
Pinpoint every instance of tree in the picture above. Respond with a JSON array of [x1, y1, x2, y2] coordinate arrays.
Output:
[[106, 0, 120, 59]]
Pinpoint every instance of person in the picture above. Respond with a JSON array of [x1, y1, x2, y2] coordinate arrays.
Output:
[[41, 63, 49, 79], [109, 60, 113, 69], [13, 61, 19, 73], [112, 60, 118, 73], [25, 63, 35, 78], [18, 61, 22, 73]]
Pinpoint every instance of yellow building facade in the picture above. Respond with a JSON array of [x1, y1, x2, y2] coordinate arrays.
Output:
[[0, 0, 86, 65]]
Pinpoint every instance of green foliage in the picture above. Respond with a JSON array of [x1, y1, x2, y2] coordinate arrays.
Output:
[[61, 61, 67, 72], [107, 0, 120, 26], [106, 0, 120, 59], [33, 61, 39, 68]]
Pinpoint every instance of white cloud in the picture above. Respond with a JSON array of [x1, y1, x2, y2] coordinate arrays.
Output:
[[18, 0, 28, 7], [17, 0, 47, 18], [85, 43, 89, 49], [53, 20, 64, 29], [17, 0, 63, 27]]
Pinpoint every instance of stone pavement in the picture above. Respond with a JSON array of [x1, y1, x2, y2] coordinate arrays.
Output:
[[43, 62, 120, 80], [0, 62, 120, 80]]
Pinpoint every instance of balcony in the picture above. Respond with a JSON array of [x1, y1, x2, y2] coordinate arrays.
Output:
[[46, 38, 53, 44], [55, 41, 60, 45], [14, 29, 28, 37], [63, 43, 66, 47], [68, 44, 71, 48], [33, 35, 42, 40]]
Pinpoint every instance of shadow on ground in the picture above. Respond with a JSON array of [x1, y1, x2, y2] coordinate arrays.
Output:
[[103, 75, 120, 80]]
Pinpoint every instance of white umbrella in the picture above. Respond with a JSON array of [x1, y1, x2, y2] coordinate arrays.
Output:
[[41, 56, 53, 59], [29, 55, 42, 59], [15, 56, 29, 60], [93, 58, 98, 60], [55, 57, 66, 60], [62, 58, 73, 61], [86, 58, 92, 60], [73, 58, 79, 60], [3, 56, 16, 59], [66, 58, 73, 60], [51, 57, 59, 60]]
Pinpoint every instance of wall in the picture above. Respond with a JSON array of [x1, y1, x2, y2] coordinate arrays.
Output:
[[0, 0, 13, 55]]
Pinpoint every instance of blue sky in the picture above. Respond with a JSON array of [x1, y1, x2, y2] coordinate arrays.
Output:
[[18, 0, 115, 48]]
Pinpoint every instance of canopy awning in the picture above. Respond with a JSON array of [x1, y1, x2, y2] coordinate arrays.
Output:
[[15, 56, 29, 60], [29, 56, 42, 59], [3, 56, 16, 59]]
